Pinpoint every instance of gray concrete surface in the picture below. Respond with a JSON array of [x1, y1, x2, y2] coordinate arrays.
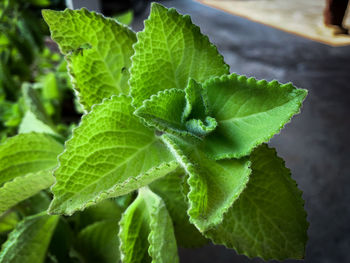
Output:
[[132, 1, 350, 262]]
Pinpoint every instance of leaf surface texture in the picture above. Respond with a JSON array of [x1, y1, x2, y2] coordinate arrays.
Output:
[[42, 8, 136, 111], [49, 95, 177, 215], [205, 144, 308, 260], [130, 3, 229, 108], [203, 74, 307, 159]]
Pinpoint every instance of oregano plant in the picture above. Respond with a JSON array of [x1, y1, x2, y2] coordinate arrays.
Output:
[[0, 3, 308, 262]]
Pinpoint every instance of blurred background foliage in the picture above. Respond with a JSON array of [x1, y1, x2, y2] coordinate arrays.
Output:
[[0, 0, 146, 142], [0, 0, 77, 142]]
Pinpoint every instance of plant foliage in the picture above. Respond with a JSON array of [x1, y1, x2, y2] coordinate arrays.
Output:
[[0, 3, 308, 262]]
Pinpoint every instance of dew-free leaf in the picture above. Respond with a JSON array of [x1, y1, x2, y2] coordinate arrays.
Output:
[[119, 187, 179, 263], [203, 74, 307, 159], [135, 79, 217, 138], [0, 133, 63, 186], [205, 144, 308, 260], [42, 8, 136, 111], [41, 3, 309, 262], [130, 3, 229, 108], [161, 134, 251, 232], [150, 168, 208, 247], [0, 170, 54, 215], [0, 213, 59, 263], [49, 95, 177, 215]]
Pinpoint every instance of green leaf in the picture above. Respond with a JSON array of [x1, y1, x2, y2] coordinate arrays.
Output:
[[49, 95, 177, 215], [203, 74, 308, 159], [42, 72, 60, 101], [0, 213, 59, 263], [0, 170, 54, 215], [134, 89, 189, 136], [0, 133, 63, 186], [182, 78, 208, 121], [161, 134, 251, 232], [150, 169, 208, 248], [42, 8, 137, 111], [0, 212, 19, 234], [18, 111, 58, 137], [205, 144, 308, 260], [185, 116, 217, 137], [119, 187, 179, 263], [135, 82, 217, 138], [115, 10, 133, 26], [130, 3, 229, 108], [22, 84, 53, 127], [76, 220, 120, 263]]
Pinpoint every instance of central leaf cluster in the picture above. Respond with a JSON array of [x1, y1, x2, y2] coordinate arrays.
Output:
[[135, 78, 218, 138]]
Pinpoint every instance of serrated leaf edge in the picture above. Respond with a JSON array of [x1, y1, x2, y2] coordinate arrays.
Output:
[[43, 8, 136, 113], [134, 88, 201, 139], [204, 74, 308, 160], [129, 2, 230, 108], [48, 94, 178, 216], [204, 144, 309, 261], [160, 134, 251, 232]]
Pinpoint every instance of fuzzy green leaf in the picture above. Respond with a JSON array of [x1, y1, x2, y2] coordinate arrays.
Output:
[[0, 170, 54, 215], [76, 220, 120, 263], [203, 74, 308, 159], [134, 89, 189, 136], [119, 187, 179, 263], [150, 169, 208, 248], [161, 134, 251, 232], [135, 82, 217, 138], [0, 213, 59, 263], [42, 8, 136, 111], [0, 133, 63, 187], [182, 78, 208, 121], [49, 95, 177, 215], [205, 144, 308, 260], [130, 3, 229, 108]]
